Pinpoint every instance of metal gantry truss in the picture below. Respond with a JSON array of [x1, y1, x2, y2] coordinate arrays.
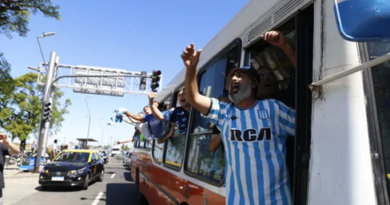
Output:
[[37, 62, 163, 96]]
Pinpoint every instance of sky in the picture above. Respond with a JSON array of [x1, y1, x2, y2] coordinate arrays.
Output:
[[0, 0, 248, 147]]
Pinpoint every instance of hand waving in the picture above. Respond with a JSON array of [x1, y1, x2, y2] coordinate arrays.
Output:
[[181, 43, 202, 71], [261, 31, 287, 47], [149, 92, 157, 101]]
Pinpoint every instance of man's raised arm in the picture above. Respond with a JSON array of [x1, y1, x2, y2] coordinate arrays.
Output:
[[181, 43, 211, 115]]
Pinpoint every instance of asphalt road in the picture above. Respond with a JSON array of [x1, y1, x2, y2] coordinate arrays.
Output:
[[12, 156, 140, 205]]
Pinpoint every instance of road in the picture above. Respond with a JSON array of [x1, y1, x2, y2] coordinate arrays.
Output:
[[6, 156, 140, 205]]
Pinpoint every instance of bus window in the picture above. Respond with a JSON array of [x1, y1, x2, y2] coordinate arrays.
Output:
[[145, 139, 153, 149], [367, 40, 390, 199], [163, 90, 188, 169], [185, 44, 240, 185], [187, 134, 225, 184], [152, 139, 163, 163]]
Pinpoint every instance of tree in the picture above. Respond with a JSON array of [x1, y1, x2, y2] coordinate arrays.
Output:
[[0, 52, 14, 130], [6, 72, 71, 151], [0, 0, 61, 38]]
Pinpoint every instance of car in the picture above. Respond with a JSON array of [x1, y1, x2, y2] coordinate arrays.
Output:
[[100, 150, 109, 164], [38, 149, 104, 190], [111, 146, 121, 157]]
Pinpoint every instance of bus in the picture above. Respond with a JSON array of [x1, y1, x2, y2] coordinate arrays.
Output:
[[131, 0, 390, 205]]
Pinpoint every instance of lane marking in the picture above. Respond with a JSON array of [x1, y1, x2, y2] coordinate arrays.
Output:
[[110, 173, 116, 178], [91, 191, 104, 205]]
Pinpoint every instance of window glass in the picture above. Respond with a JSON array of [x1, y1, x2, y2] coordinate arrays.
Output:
[[165, 135, 186, 168], [146, 139, 153, 149], [186, 134, 225, 183], [191, 57, 227, 134], [95, 152, 100, 160], [140, 140, 146, 148], [368, 41, 390, 197], [91, 153, 96, 161], [54, 151, 90, 163], [153, 140, 163, 162]]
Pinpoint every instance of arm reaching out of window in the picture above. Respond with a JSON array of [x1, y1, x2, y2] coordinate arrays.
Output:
[[181, 43, 212, 115], [149, 92, 165, 120], [262, 31, 296, 68], [124, 111, 145, 122]]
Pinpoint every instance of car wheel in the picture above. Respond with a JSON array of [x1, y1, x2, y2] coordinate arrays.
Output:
[[97, 170, 104, 182], [82, 174, 90, 190]]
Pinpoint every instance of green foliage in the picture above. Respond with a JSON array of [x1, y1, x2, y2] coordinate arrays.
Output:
[[0, 52, 14, 130], [0, 0, 61, 38], [122, 144, 130, 151], [5, 72, 72, 143]]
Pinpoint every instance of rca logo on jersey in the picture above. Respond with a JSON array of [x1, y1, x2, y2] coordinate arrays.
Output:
[[230, 128, 271, 141]]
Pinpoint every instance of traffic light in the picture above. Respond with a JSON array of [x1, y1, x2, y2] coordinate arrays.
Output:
[[151, 70, 161, 92], [42, 102, 52, 122], [139, 71, 147, 90]]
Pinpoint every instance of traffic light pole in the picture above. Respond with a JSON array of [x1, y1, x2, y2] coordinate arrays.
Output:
[[34, 52, 57, 173]]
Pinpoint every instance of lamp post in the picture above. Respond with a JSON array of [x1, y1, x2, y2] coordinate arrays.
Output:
[[85, 95, 93, 148], [36, 32, 55, 67]]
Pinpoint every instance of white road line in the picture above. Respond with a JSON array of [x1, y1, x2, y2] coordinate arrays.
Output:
[[110, 173, 116, 178], [91, 191, 104, 205]]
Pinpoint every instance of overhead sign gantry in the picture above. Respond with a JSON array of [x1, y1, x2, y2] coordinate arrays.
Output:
[[32, 51, 163, 172]]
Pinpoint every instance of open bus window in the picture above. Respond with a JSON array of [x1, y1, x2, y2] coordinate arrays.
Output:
[[163, 90, 187, 168], [367, 40, 390, 198], [248, 20, 296, 108], [152, 139, 163, 163]]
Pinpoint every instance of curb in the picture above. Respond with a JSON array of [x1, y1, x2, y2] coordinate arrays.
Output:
[[4, 173, 40, 179]]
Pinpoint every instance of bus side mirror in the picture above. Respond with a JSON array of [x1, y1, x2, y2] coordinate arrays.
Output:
[[334, 0, 390, 41]]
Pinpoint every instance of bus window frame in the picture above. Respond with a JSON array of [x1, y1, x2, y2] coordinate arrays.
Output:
[[183, 38, 242, 187], [162, 87, 187, 171], [360, 41, 390, 205], [152, 94, 173, 164]]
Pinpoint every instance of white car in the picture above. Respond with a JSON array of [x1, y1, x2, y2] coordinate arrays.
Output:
[[111, 147, 121, 157]]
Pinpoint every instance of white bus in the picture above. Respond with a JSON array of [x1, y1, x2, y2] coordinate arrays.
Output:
[[131, 0, 390, 205]]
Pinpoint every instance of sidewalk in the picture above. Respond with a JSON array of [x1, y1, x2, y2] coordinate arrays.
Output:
[[4, 164, 40, 179]]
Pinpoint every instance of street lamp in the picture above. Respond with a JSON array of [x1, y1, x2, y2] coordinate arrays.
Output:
[[37, 32, 55, 68], [85, 95, 93, 148], [27, 66, 40, 72]]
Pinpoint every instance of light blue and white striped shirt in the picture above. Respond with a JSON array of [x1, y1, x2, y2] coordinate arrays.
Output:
[[205, 98, 295, 205]]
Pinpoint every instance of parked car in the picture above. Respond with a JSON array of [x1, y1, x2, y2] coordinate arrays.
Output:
[[100, 150, 109, 164], [39, 149, 104, 190]]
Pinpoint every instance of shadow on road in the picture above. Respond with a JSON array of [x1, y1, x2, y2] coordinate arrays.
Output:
[[123, 172, 132, 181], [106, 183, 139, 205], [34, 181, 97, 192]]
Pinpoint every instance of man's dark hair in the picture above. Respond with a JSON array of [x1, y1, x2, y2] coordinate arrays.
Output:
[[54, 140, 57, 143], [64, 145, 68, 149]]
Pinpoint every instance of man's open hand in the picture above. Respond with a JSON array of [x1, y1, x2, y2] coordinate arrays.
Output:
[[181, 43, 202, 71]]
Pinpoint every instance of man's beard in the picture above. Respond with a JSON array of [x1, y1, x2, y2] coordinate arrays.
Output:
[[228, 81, 253, 104]]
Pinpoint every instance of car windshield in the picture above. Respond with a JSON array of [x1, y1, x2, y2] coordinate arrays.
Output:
[[113, 148, 120, 151], [54, 151, 90, 163]]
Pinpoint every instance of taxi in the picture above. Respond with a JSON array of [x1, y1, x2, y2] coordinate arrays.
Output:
[[39, 149, 104, 190]]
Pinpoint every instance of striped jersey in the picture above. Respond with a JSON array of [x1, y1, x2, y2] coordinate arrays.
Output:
[[205, 98, 295, 205]]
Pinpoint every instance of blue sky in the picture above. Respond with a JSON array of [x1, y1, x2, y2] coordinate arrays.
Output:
[[0, 0, 248, 147]]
